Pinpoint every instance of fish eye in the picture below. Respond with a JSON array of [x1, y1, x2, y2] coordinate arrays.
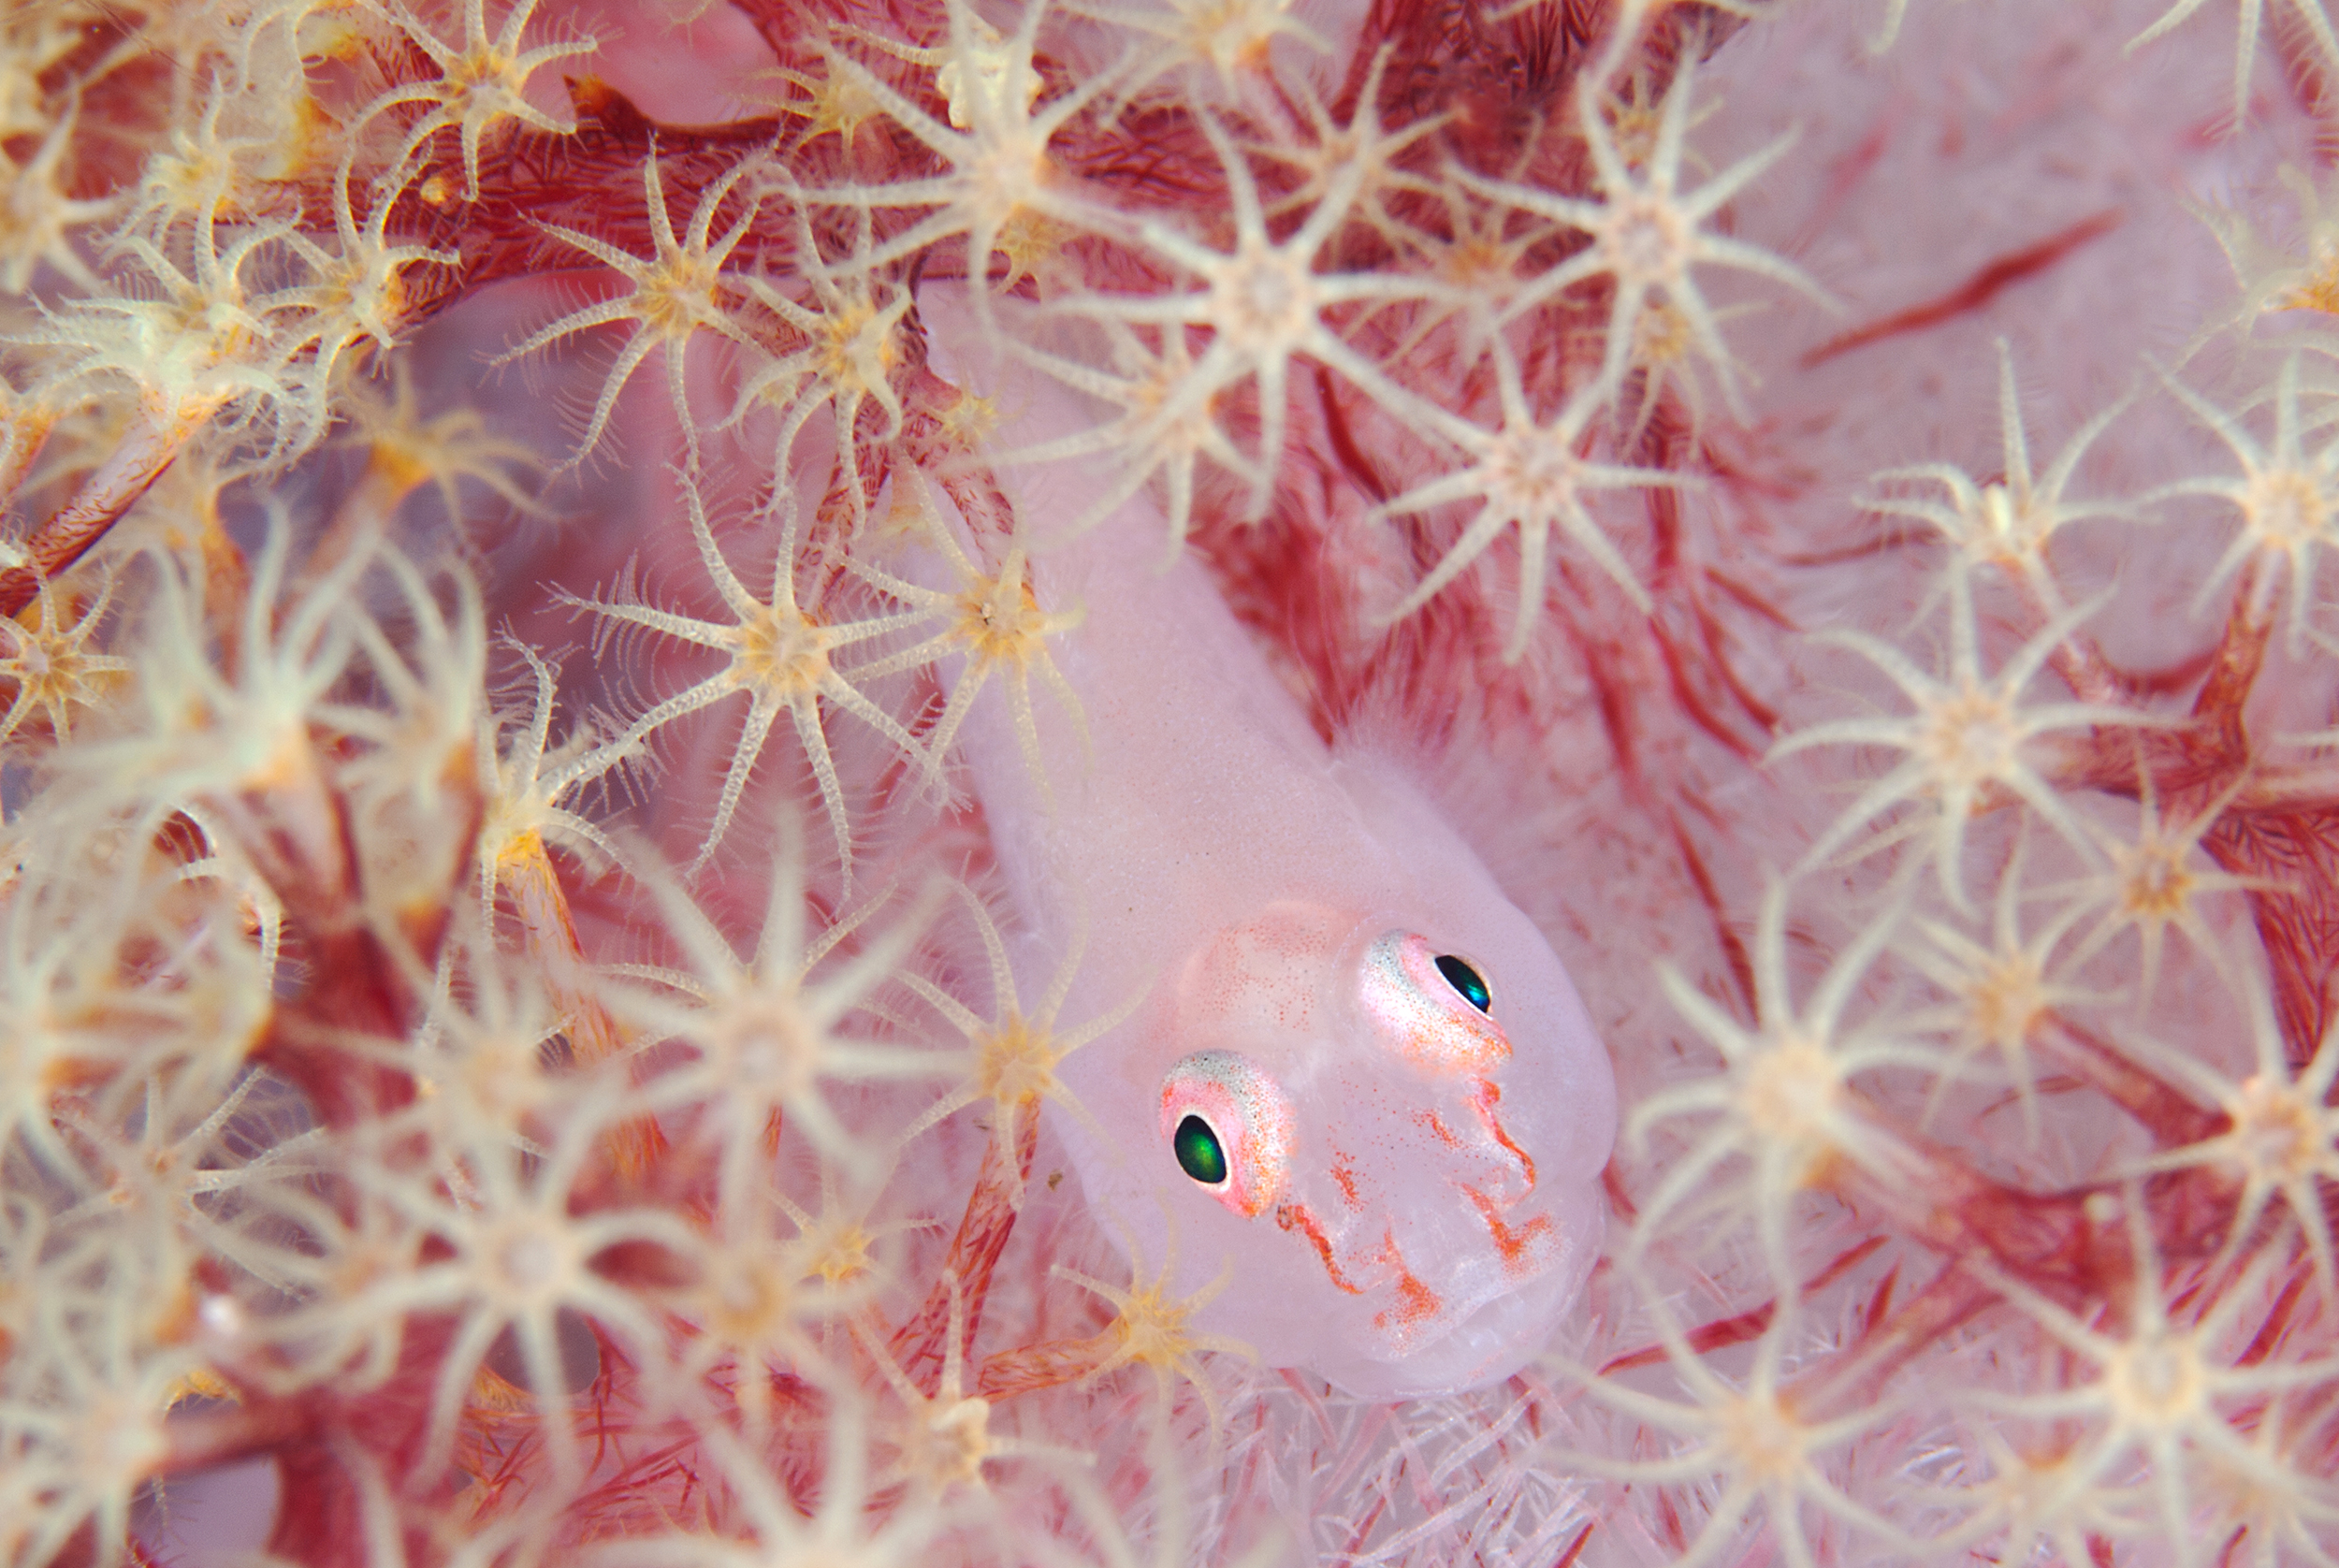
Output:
[[1173, 1114, 1228, 1185], [1351, 931, 1511, 1073], [1158, 1051, 1295, 1217], [1434, 953, 1491, 1012]]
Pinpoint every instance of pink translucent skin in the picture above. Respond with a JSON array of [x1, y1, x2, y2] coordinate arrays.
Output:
[[923, 288, 1618, 1399]]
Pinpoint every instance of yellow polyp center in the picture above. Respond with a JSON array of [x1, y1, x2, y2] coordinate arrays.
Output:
[[1720, 1397, 1809, 1488], [459, 1028, 554, 1124], [793, 69, 884, 144], [1919, 686, 2021, 788], [2121, 844, 2191, 921], [736, 607, 831, 696], [1976, 483, 2045, 559], [707, 1256, 792, 1339], [970, 140, 1051, 229], [1739, 1036, 1839, 1171], [808, 1224, 874, 1287], [642, 254, 724, 339], [1108, 1281, 1194, 1366], [1130, 360, 1199, 440], [1217, 250, 1312, 347], [1967, 952, 2047, 1051], [924, 1395, 995, 1486], [939, 387, 1003, 449], [1184, 0, 1287, 73], [820, 299, 899, 394], [2230, 1075, 2317, 1177], [240, 721, 325, 796], [2108, 1337, 2202, 1429], [367, 434, 438, 501], [2272, 254, 2339, 316], [1604, 196, 1685, 282], [498, 1231, 560, 1294], [452, 48, 521, 98], [955, 577, 1044, 666], [2246, 468, 2329, 546], [1488, 428, 1579, 511], [153, 142, 240, 221], [714, 998, 821, 1098], [974, 1014, 1058, 1109], [1443, 233, 1519, 295], [991, 207, 1065, 289]]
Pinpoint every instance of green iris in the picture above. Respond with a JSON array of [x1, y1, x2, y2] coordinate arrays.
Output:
[[1435, 953, 1491, 1012], [1173, 1114, 1228, 1185]]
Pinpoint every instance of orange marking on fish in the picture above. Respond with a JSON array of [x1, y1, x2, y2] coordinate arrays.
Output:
[[1276, 1201, 1365, 1295], [1417, 1108, 1462, 1148], [1329, 1148, 1362, 1210], [1471, 1078, 1536, 1190], [1463, 1184, 1556, 1276], [1373, 1231, 1442, 1333]]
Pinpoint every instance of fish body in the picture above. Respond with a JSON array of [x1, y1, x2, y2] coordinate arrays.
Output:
[[922, 288, 1618, 1400]]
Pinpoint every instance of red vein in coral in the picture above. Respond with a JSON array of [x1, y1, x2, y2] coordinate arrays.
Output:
[[1798, 209, 2125, 369]]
